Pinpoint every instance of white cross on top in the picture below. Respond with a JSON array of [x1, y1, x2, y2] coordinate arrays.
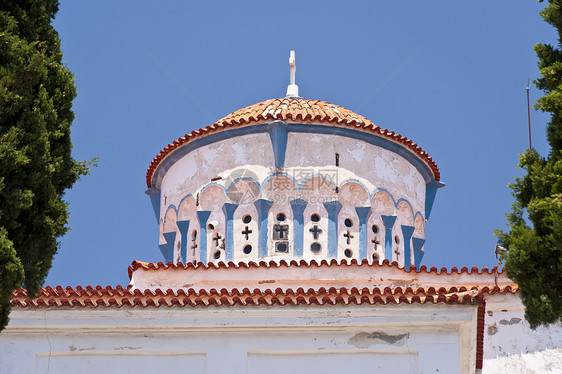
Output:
[[286, 50, 299, 97]]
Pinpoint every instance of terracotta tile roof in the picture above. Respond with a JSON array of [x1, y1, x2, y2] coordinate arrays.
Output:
[[128, 258, 504, 279], [11, 281, 498, 370], [146, 97, 440, 187], [9, 285, 508, 309]]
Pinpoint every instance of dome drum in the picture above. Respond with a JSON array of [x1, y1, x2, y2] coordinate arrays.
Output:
[[147, 98, 443, 269]]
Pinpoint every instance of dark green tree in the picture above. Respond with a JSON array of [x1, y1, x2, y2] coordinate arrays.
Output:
[[496, 0, 562, 328], [0, 0, 91, 331]]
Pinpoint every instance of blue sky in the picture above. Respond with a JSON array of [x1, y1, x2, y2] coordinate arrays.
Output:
[[46, 1, 555, 287]]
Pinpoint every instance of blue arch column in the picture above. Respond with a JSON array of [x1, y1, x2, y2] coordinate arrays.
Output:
[[355, 207, 372, 260], [323, 201, 343, 259], [381, 215, 397, 263], [401, 225, 415, 270], [222, 203, 239, 261], [176, 220, 190, 263], [254, 199, 274, 258], [196, 211, 212, 265], [412, 237, 426, 268], [145, 187, 161, 223], [290, 199, 308, 258], [160, 231, 176, 263], [268, 121, 289, 169], [425, 180, 445, 219]]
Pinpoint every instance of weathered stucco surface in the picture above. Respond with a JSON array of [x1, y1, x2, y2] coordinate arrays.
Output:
[[1, 303, 477, 374], [483, 293, 562, 374], [285, 132, 426, 214], [156, 127, 427, 265]]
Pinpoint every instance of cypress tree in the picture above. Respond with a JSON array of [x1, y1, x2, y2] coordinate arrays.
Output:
[[496, 0, 562, 328], [0, 0, 91, 330]]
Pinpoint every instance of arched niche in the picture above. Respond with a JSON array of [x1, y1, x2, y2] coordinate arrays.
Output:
[[370, 190, 395, 263], [300, 176, 335, 261], [395, 200, 414, 267], [232, 203, 259, 262], [262, 174, 297, 202], [226, 178, 260, 205], [178, 196, 199, 264], [163, 206, 177, 233], [263, 175, 297, 258], [337, 182, 369, 261], [199, 185, 226, 264], [414, 213, 425, 238]]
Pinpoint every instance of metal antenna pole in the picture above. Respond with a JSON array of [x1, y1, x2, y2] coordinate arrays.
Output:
[[527, 80, 532, 150]]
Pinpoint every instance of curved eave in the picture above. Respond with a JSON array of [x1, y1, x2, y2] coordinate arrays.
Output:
[[146, 98, 441, 188]]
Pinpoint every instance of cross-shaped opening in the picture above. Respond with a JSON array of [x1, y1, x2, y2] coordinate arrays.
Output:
[[273, 224, 289, 240], [213, 233, 222, 247], [309, 225, 322, 240], [343, 230, 354, 245], [241, 226, 252, 240]]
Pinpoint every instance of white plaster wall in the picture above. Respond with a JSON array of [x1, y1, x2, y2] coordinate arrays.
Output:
[[156, 128, 429, 265], [483, 293, 562, 373], [285, 132, 426, 215], [131, 261, 516, 294], [159, 132, 274, 213], [158, 131, 426, 225], [1, 303, 477, 374]]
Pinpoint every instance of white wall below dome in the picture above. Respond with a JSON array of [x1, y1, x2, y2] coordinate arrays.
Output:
[[1, 303, 478, 374]]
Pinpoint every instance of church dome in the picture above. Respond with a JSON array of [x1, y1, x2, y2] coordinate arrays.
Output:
[[146, 97, 440, 188], [145, 91, 443, 269]]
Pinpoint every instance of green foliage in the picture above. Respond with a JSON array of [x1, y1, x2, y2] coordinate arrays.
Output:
[[496, 0, 562, 329], [0, 0, 91, 331]]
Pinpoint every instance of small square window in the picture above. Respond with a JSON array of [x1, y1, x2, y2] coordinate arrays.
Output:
[[273, 224, 290, 240]]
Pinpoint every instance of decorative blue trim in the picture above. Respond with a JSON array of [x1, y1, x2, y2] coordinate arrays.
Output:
[[396, 198, 415, 225], [225, 177, 260, 195], [401, 225, 415, 270], [176, 220, 190, 263], [298, 173, 336, 193], [222, 203, 239, 261], [164, 204, 178, 215], [162, 204, 178, 231], [413, 211, 424, 223], [370, 188, 398, 210], [145, 187, 161, 224], [425, 180, 445, 219], [412, 237, 426, 268], [158, 244, 168, 262], [381, 215, 397, 262], [200, 182, 227, 196], [323, 201, 342, 259], [254, 199, 273, 258], [177, 194, 195, 211], [339, 179, 369, 193], [260, 172, 298, 195], [162, 231, 177, 263], [268, 121, 289, 169], [355, 207, 372, 260], [290, 199, 308, 257], [150, 122, 439, 195], [196, 211, 212, 265]]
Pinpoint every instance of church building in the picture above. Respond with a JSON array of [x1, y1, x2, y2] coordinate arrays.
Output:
[[1, 52, 561, 374]]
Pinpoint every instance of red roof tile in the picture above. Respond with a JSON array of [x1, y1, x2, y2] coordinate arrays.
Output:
[[11, 285, 502, 309], [146, 97, 441, 187], [128, 258, 503, 279]]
